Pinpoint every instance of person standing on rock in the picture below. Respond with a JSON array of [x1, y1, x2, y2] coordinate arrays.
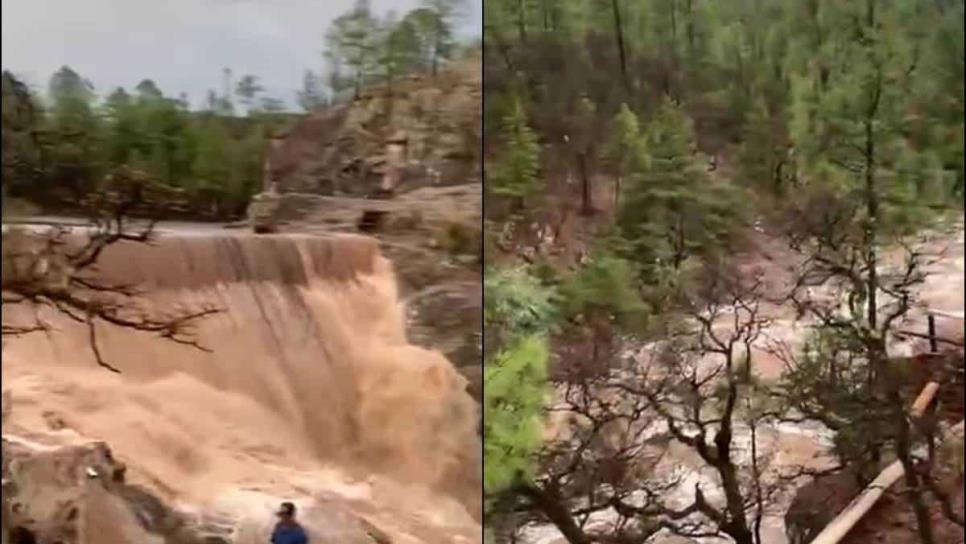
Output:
[[270, 502, 308, 544]]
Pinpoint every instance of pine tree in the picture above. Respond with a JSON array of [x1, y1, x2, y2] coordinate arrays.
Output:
[[378, 13, 422, 91], [607, 102, 643, 209], [103, 88, 136, 168], [235, 74, 264, 113], [1, 72, 44, 197], [736, 97, 792, 197], [421, 0, 467, 74], [326, 0, 380, 99], [296, 70, 327, 112], [483, 334, 550, 495], [402, 8, 442, 72], [489, 97, 541, 209], [618, 98, 743, 274], [45, 66, 102, 200], [483, 266, 556, 497], [134, 79, 164, 103], [783, 3, 957, 540], [559, 252, 648, 332]]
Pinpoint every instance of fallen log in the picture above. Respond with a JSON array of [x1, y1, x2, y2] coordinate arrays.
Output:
[[808, 381, 961, 544]]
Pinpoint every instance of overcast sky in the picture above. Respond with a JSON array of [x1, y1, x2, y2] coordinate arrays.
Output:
[[2, 0, 482, 109]]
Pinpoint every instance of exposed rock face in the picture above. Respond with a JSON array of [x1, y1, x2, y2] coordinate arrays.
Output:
[[405, 281, 482, 399], [1, 436, 396, 544], [265, 57, 480, 197], [245, 57, 483, 388], [2, 436, 194, 544]]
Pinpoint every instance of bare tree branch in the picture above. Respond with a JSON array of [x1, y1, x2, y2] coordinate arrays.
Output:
[[2, 166, 219, 372]]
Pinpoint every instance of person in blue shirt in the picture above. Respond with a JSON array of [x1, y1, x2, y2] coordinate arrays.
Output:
[[270, 501, 308, 544]]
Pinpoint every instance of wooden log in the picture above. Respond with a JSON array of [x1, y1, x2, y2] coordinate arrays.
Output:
[[929, 309, 965, 321], [807, 383, 948, 544], [910, 382, 942, 417]]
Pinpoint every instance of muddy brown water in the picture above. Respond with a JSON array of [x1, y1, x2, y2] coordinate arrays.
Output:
[[2, 230, 482, 543]]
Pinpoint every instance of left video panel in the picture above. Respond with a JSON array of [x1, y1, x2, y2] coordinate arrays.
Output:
[[0, 0, 484, 541]]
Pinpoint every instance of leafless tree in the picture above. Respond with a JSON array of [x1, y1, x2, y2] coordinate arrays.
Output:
[[507, 269, 803, 544], [772, 188, 962, 544], [2, 167, 219, 372]]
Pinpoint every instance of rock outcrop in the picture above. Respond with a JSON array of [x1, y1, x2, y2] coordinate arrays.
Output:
[[264, 57, 480, 197], [2, 435, 196, 544], [1, 434, 400, 544], [244, 57, 483, 389]]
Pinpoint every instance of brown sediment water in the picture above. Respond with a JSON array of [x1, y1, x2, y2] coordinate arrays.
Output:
[[524, 224, 964, 544], [1, 232, 481, 540]]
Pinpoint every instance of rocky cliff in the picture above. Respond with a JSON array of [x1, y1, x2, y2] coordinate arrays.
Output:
[[265, 57, 480, 197], [246, 58, 483, 392]]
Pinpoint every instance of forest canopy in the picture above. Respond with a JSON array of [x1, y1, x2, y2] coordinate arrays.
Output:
[[483, 0, 964, 542]]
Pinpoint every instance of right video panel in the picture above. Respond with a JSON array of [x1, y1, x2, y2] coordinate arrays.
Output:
[[481, 1, 966, 542]]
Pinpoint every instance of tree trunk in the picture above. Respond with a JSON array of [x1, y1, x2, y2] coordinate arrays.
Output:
[[578, 152, 593, 215], [863, 26, 881, 345], [615, 174, 622, 210], [671, 214, 686, 268], [774, 158, 785, 195], [718, 461, 755, 544], [432, 38, 440, 76], [668, 0, 680, 100], [892, 394, 937, 544], [520, 485, 591, 544], [517, 0, 528, 43], [685, 0, 695, 62], [487, 25, 517, 73], [670, 0, 678, 63], [716, 364, 754, 544], [750, 420, 765, 544], [864, 119, 879, 336], [611, 0, 630, 90]]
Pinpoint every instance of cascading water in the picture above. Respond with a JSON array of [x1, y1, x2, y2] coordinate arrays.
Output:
[[2, 231, 481, 543]]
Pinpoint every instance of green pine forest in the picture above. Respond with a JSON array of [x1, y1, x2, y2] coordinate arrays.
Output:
[[1, 0, 472, 221], [483, 0, 964, 542]]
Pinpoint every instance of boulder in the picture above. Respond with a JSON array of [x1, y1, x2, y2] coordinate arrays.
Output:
[[2, 436, 180, 543], [248, 191, 282, 234], [1, 436, 393, 544]]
